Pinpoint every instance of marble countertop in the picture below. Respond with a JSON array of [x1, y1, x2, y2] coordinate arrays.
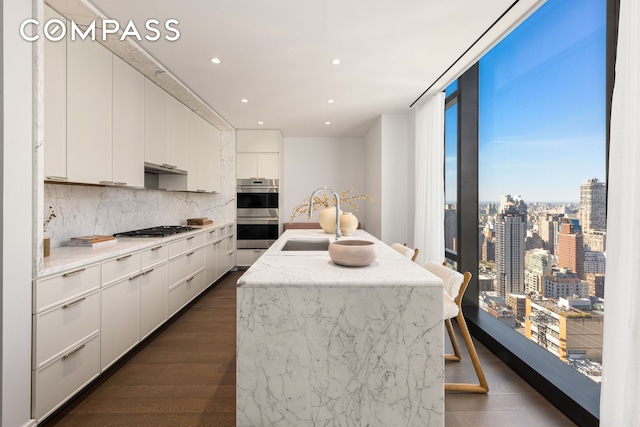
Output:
[[39, 222, 232, 279], [237, 229, 443, 288]]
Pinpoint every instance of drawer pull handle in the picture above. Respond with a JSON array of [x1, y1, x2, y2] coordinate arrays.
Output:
[[187, 236, 195, 240], [62, 268, 86, 278], [186, 276, 194, 283], [114, 182, 127, 186], [99, 180, 114, 185], [142, 268, 155, 275], [151, 245, 163, 251], [46, 176, 68, 182], [186, 251, 195, 257], [129, 273, 143, 281], [62, 297, 86, 309], [116, 255, 132, 262], [63, 344, 86, 360]]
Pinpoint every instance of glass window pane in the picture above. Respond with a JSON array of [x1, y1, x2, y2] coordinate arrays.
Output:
[[445, 80, 458, 96], [445, 100, 458, 254], [478, 0, 606, 383]]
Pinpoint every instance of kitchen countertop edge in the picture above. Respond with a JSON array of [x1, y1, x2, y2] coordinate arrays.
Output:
[[38, 222, 232, 279]]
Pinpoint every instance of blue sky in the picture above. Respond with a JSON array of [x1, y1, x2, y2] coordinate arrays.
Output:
[[446, 0, 607, 203]]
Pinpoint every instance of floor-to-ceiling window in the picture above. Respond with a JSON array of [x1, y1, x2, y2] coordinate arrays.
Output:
[[446, 0, 610, 424], [445, 82, 458, 266]]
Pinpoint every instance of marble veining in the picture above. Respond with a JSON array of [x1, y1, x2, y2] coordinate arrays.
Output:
[[237, 230, 444, 426]]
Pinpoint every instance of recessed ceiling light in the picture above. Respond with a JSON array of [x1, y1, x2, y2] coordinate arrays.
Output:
[[327, 99, 334, 103], [330, 59, 341, 65], [210, 57, 221, 64], [241, 99, 248, 103], [257, 121, 264, 125], [325, 121, 331, 125]]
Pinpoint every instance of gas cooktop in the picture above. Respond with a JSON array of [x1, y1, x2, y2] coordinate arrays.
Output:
[[113, 225, 194, 238]]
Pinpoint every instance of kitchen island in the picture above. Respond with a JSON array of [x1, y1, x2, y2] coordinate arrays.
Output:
[[237, 229, 444, 426]]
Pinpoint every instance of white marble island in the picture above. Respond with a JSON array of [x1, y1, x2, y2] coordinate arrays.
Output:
[[237, 229, 445, 427]]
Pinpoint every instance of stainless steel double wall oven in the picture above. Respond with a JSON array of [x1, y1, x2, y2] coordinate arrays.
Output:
[[236, 178, 279, 249]]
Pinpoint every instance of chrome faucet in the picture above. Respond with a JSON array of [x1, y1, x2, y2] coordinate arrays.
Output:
[[309, 186, 341, 240]]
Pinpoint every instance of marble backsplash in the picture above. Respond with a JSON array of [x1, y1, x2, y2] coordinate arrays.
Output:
[[44, 130, 236, 249]]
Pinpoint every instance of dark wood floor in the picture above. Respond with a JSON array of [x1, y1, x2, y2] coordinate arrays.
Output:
[[44, 271, 575, 426]]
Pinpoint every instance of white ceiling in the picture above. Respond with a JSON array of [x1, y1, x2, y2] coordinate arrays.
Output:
[[85, 0, 540, 137]]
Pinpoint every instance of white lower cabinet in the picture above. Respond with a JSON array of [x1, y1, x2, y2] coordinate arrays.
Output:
[[140, 262, 168, 339], [100, 274, 141, 371], [33, 290, 100, 369], [204, 240, 221, 288], [237, 249, 266, 267], [32, 332, 101, 422], [32, 224, 234, 422], [168, 268, 205, 316]]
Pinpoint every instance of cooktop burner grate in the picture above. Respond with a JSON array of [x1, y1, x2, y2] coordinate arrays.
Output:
[[113, 225, 194, 237]]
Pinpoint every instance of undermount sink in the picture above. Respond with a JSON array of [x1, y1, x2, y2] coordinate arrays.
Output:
[[280, 238, 330, 251]]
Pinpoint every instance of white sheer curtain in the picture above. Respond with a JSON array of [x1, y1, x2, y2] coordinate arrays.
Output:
[[600, 1, 640, 425], [413, 92, 445, 264]]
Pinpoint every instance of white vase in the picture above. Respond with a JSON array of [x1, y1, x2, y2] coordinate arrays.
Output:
[[318, 207, 342, 234], [340, 212, 358, 235]]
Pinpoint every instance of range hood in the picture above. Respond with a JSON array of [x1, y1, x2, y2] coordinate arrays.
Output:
[[144, 162, 187, 175]]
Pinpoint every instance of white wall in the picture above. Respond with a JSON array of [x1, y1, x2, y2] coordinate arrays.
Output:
[[381, 114, 410, 245], [364, 119, 382, 239], [364, 114, 412, 245], [2, 0, 37, 425], [283, 137, 367, 226]]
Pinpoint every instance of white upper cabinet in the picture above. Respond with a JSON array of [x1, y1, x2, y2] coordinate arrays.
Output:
[[202, 121, 221, 193], [186, 112, 204, 192], [112, 56, 145, 188], [66, 39, 113, 185], [166, 95, 188, 171], [43, 6, 67, 182], [236, 130, 281, 179], [237, 130, 281, 152], [145, 81, 188, 171], [144, 80, 168, 167]]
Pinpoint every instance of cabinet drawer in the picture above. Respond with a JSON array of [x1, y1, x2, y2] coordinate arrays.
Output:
[[167, 246, 205, 285], [141, 244, 168, 269], [33, 290, 100, 369], [102, 252, 141, 285], [168, 233, 205, 258], [237, 249, 265, 267], [225, 234, 235, 251], [205, 227, 224, 243], [168, 269, 204, 316], [32, 333, 101, 422], [35, 263, 100, 313]]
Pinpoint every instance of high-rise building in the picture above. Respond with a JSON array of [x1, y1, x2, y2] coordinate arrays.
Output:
[[526, 298, 603, 365], [543, 269, 589, 299], [539, 213, 562, 255], [557, 221, 585, 279], [525, 249, 553, 295], [580, 178, 607, 232], [445, 204, 457, 251], [586, 273, 606, 298], [584, 251, 606, 275], [495, 197, 527, 296]]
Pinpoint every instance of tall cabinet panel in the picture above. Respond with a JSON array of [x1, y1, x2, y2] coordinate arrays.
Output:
[[202, 121, 221, 193], [112, 56, 145, 188], [43, 6, 67, 182], [144, 80, 168, 166], [166, 96, 188, 171], [66, 39, 113, 184], [186, 112, 203, 192]]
